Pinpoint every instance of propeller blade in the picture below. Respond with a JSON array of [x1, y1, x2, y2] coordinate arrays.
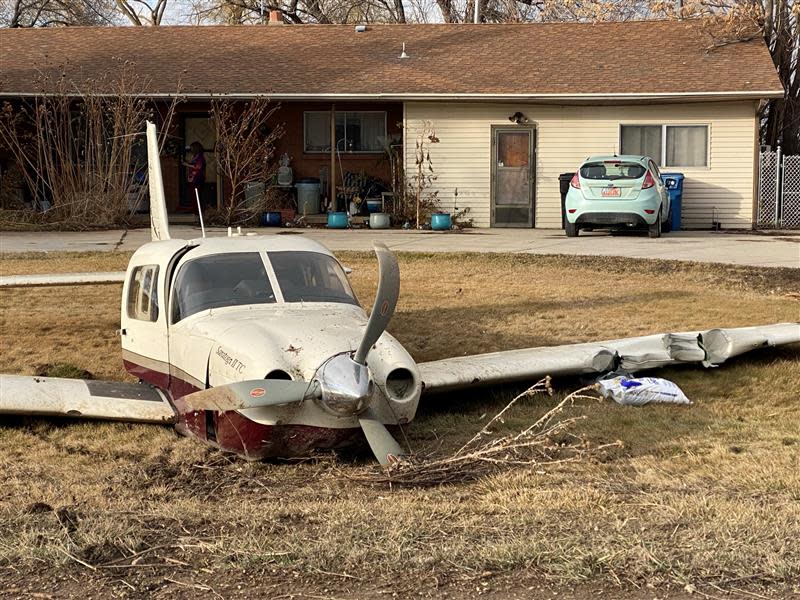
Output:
[[353, 242, 400, 365], [181, 379, 319, 412], [358, 407, 405, 466]]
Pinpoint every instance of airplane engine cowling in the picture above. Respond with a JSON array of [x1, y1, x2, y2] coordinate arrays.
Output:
[[207, 343, 294, 388]]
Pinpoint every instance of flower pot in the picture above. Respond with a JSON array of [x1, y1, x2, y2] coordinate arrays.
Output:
[[327, 212, 349, 229], [260, 211, 282, 227], [369, 213, 391, 229], [431, 213, 452, 231]]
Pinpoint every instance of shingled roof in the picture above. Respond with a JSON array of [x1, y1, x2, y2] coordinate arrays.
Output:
[[0, 21, 783, 101]]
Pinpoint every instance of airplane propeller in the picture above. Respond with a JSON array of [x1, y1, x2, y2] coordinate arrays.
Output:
[[180, 242, 406, 466], [181, 379, 320, 412], [353, 242, 400, 366]]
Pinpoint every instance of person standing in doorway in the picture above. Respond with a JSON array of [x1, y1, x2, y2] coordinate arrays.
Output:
[[183, 141, 206, 215]]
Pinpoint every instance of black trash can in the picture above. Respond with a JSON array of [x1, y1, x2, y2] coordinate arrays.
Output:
[[558, 172, 575, 229]]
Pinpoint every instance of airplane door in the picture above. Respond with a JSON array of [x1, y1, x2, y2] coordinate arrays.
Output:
[[120, 260, 171, 389]]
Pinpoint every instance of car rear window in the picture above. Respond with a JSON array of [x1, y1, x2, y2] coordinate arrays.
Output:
[[580, 162, 647, 180]]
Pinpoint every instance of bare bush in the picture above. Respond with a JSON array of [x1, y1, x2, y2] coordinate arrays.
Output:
[[391, 121, 441, 228], [354, 377, 623, 487], [0, 61, 180, 229], [209, 98, 284, 226]]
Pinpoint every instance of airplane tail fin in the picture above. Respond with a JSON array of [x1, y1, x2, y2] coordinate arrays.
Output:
[[146, 120, 171, 241]]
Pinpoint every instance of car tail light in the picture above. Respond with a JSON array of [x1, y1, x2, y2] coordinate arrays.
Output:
[[568, 209, 577, 213], [642, 171, 656, 189], [570, 172, 581, 189]]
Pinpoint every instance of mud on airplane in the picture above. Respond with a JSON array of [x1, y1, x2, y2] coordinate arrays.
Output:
[[1, 122, 798, 465]]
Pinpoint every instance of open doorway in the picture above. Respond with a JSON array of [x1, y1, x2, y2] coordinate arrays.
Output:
[[180, 114, 220, 211]]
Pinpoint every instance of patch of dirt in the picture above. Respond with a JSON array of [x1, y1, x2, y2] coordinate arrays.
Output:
[[1, 565, 794, 599]]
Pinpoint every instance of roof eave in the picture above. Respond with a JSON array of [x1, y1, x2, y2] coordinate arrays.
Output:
[[0, 90, 785, 101]]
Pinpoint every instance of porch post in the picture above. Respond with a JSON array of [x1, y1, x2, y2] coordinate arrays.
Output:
[[330, 103, 336, 211]]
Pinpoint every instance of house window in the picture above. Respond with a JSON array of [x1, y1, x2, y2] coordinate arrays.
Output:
[[304, 111, 386, 153], [127, 265, 159, 322], [620, 124, 709, 167]]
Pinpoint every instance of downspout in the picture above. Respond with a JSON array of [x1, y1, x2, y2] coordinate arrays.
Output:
[[751, 100, 760, 229]]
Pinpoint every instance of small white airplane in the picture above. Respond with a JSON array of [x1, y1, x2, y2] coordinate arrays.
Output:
[[1, 122, 798, 465]]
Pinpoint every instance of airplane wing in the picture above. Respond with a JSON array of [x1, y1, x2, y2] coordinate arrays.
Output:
[[0, 375, 175, 423], [0, 272, 126, 288], [418, 323, 800, 395], [146, 120, 171, 241]]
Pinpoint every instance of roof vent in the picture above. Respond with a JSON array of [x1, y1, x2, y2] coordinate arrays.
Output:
[[399, 42, 409, 59], [355, 24, 366, 33]]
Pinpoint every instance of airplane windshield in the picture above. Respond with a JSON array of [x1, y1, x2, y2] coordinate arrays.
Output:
[[268, 251, 358, 305], [171, 252, 276, 322]]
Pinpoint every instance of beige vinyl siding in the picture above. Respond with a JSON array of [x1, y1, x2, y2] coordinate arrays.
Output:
[[404, 101, 757, 229]]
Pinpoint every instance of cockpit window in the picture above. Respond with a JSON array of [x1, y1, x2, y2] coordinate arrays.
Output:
[[171, 252, 276, 322], [268, 251, 358, 305]]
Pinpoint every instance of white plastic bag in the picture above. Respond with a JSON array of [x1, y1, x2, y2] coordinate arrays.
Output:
[[597, 376, 691, 406]]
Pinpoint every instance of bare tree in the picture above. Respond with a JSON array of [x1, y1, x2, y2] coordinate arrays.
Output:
[[189, 0, 408, 24], [0, 61, 181, 227], [114, 0, 168, 24], [1, 0, 116, 27], [210, 97, 284, 225]]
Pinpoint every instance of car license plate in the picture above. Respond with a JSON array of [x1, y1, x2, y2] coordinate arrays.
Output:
[[601, 187, 621, 197]]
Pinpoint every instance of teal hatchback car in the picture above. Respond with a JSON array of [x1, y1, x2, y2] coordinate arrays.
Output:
[[564, 155, 671, 238]]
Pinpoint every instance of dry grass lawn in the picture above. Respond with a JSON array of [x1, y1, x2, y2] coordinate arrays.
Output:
[[1, 250, 799, 599]]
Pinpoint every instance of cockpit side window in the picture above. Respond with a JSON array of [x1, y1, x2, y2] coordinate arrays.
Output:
[[127, 265, 160, 322], [268, 251, 358, 305], [171, 252, 276, 323]]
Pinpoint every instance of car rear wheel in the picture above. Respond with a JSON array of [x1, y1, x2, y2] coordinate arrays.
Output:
[[662, 206, 672, 233], [565, 222, 579, 237], [648, 210, 662, 238]]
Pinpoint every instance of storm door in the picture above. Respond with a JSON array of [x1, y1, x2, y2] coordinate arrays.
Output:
[[491, 127, 535, 227]]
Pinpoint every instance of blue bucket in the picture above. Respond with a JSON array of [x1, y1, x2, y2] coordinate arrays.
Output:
[[366, 199, 382, 213], [431, 213, 452, 231], [327, 212, 349, 229], [260, 211, 282, 227]]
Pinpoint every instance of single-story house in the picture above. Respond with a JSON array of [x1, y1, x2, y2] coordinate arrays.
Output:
[[0, 19, 783, 228]]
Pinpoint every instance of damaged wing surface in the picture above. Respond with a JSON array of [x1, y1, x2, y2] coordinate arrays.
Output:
[[0, 272, 125, 288], [0, 375, 175, 423], [418, 323, 800, 395]]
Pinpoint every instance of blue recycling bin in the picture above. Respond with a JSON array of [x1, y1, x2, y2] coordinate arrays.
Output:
[[661, 172, 684, 231]]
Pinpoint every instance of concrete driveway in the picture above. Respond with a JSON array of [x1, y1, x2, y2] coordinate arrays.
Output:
[[1, 227, 798, 268]]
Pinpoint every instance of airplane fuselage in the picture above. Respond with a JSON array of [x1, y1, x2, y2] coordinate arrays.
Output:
[[120, 235, 421, 459]]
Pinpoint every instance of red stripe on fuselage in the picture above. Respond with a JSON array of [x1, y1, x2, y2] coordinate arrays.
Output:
[[123, 359, 362, 459]]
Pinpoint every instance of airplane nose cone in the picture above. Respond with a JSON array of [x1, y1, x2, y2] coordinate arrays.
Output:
[[314, 354, 373, 417]]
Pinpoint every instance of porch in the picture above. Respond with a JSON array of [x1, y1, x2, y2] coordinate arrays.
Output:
[[158, 101, 402, 216]]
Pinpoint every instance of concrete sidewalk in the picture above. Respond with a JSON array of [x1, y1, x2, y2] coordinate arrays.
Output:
[[1, 227, 798, 268]]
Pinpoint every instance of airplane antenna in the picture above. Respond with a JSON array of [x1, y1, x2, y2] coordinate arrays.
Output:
[[195, 188, 206, 238]]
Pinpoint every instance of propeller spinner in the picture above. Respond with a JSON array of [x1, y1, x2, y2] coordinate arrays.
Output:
[[181, 242, 406, 465]]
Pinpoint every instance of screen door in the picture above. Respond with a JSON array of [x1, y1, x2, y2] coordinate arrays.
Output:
[[491, 127, 535, 227]]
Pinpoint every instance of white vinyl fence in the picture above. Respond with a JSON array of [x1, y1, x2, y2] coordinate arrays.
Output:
[[758, 148, 800, 229]]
